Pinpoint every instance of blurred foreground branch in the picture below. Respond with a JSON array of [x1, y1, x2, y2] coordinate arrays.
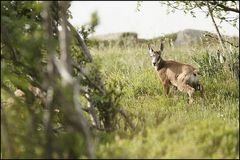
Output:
[[67, 21, 93, 62], [42, 1, 95, 158]]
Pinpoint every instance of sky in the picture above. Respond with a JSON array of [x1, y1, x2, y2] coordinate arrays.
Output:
[[69, 1, 239, 39]]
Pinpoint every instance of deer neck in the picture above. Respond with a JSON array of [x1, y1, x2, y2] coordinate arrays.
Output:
[[155, 58, 165, 71]]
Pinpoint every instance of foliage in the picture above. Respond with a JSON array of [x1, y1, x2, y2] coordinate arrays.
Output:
[[1, 1, 124, 158], [192, 50, 224, 77], [192, 44, 239, 79], [159, 1, 239, 29], [77, 11, 99, 43], [136, 1, 239, 29], [1, 1, 239, 159]]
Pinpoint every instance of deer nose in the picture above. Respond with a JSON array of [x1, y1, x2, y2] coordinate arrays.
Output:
[[153, 62, 156, 66]]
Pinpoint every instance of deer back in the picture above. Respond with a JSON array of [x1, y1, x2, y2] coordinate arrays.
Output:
[[158, 60, 198, 86]]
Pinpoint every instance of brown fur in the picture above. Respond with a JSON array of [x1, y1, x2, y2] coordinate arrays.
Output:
[[148, 43, 204, 104]]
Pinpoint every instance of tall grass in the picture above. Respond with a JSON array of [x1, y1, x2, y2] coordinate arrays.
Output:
[[90, 43, 239, 159]]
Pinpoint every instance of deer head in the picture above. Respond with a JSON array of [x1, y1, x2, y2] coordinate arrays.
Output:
[[148, 43, 164, 67]]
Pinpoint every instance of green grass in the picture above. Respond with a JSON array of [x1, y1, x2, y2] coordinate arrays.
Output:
[[90, 44, 239, 159], [1, 42, 238, 158]]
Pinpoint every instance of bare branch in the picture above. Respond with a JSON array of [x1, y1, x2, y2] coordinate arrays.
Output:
[[57, 1, 95, 158], [42, 2, 55, 158], [67, 21, 93, 62], [72, 63, 105, 94], [85, 92, 101, 128], [59, 2, 73, 75], [117, 108, 135, 130], [54, 57, 74, 84], [207, 2, 227, 55], [73, 83, 95, 158]]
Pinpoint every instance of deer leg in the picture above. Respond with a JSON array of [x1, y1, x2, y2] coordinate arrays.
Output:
[[163, 82, 170, 96], [176, 83, 195, 104], [171, 85, 178, 95], [171, 85, 179, 100], [198, 83, 205, 98]]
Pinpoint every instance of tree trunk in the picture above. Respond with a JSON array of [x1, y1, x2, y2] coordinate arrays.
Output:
[[207, 2, 227, 53]]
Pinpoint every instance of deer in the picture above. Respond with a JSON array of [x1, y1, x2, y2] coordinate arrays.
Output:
[[148, 43, 204, 104]]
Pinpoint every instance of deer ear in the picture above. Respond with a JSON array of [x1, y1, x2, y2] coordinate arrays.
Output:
[[160, 43, 164, 52], [148, 44, 154, 56]]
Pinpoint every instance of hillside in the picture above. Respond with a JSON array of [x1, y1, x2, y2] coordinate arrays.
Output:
[[90, 32, 138, 41], [89, 29, 239, 48]]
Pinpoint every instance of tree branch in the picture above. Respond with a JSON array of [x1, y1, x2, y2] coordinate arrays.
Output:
[[67, 21, 93, 62], [72, 63, 105, 94], [207, 2, 227, 55], [117, 108, 135, 130], [72, 83, 95, 159], [209, 1, 240, 13], [42, 2, 56, 158], [57, 2, 95, 158], [59, 2, 72, 75], [85, 91, 101, 128]]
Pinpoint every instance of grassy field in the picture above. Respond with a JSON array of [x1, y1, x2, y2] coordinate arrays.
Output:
[[90, 43, 239, 158], [1, 37, 238, 159]]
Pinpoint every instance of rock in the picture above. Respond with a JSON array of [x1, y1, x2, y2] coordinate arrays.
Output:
[[14, 89, 25, 97], [174, 29, 206, 47]]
